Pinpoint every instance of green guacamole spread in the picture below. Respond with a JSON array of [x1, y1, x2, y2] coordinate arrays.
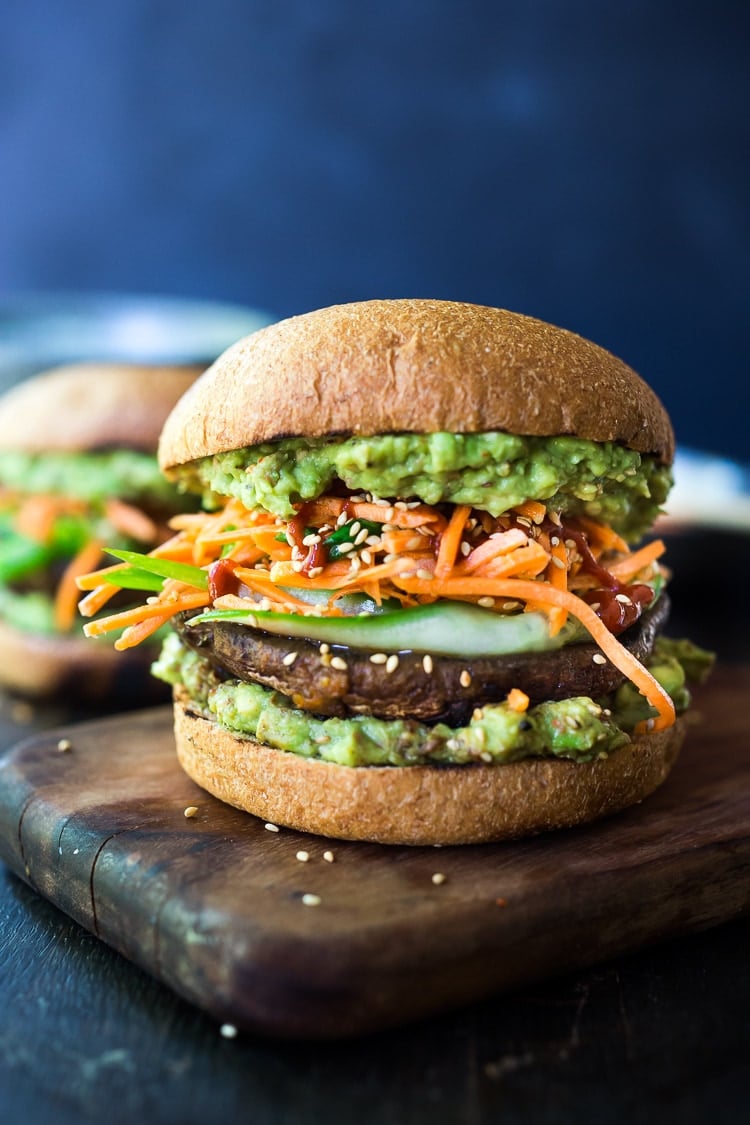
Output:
[[153, 633, 709, 768], [0, 449, 188, 507], [183, 432, 672, 540]]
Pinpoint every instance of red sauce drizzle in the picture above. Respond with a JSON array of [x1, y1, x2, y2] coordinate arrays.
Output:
[[208, 558, 241, 601], [288, 502, 330, 574], [550, 520, 654, 635]]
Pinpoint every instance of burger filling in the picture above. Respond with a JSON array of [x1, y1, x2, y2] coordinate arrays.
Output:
[[76, 432, 712, 764], [0, 449, 194, 636]]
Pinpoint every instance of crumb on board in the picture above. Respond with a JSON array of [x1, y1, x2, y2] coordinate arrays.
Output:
[[431, 872, 447, 886], [302, 893, 322, 906], [322, 850, 335, 863], [264, 822, 280, 833], [184, 806, 199, 818], [56, 738, 72, 753]]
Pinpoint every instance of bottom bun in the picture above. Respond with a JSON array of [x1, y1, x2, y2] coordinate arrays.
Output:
[[172, 691, 686, 845], [0, 618, 167, 703]]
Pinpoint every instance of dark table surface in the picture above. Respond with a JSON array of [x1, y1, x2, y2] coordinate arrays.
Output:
[[1, 528, 748, 1125]]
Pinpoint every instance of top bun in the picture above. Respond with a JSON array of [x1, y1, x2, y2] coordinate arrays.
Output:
[[0, 363, 203, 454], [158, 300, 674, 470]]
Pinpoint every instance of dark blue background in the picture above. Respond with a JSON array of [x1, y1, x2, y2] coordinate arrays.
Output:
[[1, 2, 747, 460]]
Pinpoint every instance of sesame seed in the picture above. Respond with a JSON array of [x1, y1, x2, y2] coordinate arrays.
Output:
[[460, 540, 472, 556], [302, 533, 321, 546], [314, 734, 331, 744], [592, 653, 607, 665], [516, 516, 532, 527], [354, 528, 369, 546], [337, 540, 355, 553], [406, 536, 423, 551], [349, 521, 361, 537], [460, 670, 472, 688], [480, 751, 493, 763], [361, 549, 373, 565], [319, 643, 330, 654], [565, 538, 577, 550], [336, 511, 348, 527], [302, 893, 321, 906], [183, 805, 199, 818], [416, 524, 433, 536], [323, 850, 335, 863], [385, 654, 400, 674], [473, 707, 485, 721], [394, 501, 408, 510], [551, 556, 566, 570], [590, 602, 601, 611], [385, 508, 396, 521], [330, 655, 348, 671], [422, 653, 433, 674], [264, 822, 280, 833], [220, 1023, 238, 1039], [259, 597, 272, 611], [296, 850, 310, 862], [348, 556, 362, 573], [478, 596, 495, 608], [550, 536, 560, 547], [291, 559, 305, 572], [615, 593, 633, 605], [365, 534, 381, 547], [282, 651, 299, 666], [416, 568, 433, 581], [431, 873, 446, 885], [370, 652, 388, 664], [56, 738, 72, 753]]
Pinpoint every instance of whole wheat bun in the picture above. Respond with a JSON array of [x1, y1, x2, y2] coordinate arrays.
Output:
[[172, 691, 685, 846], [0, 362, 203, 453], [0, 618, 166, 703], [159, 300, 674, 471]]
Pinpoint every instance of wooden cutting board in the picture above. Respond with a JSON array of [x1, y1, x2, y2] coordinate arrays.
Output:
[[0, 665, 748, 1039]]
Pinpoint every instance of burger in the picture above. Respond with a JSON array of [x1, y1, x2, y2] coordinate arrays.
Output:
[[0, 362, 201, 700], [78, 300, 712, 843]]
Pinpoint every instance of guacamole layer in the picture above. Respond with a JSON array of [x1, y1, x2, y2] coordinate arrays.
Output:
[[0, 449, 188, 508], [153, 633, 707, 768], [184, 432, 671, 540]]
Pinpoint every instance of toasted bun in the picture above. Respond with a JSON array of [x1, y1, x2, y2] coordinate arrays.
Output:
[[0, 363, 203, 453], [159, 300, 674, 471], [0, 618, 167, 703], [172, 691, 685, 845]]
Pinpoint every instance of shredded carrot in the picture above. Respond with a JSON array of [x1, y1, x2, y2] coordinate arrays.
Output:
[[435, 505, 472, 579], [608, 539, 666, 582], [114, 614, 172, 650], [513, 500, 547, 525], [575, 516, 629, 556], [381, 528, 433, 555], [506, 688, 530, 713], [15, 496, 67, 543], [459, 529, 531, 574], [83, 590, 209, 638], [392, 574, 675, 732], [540, 536, 570, 635], [54, 540, 104, 631], [301, 497, 445, 530], [478, 541, 550, 580], [104, 499, 159, 543]]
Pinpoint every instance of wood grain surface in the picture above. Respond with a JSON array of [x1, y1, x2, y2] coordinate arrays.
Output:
[[0, 665, 747, 1039]]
